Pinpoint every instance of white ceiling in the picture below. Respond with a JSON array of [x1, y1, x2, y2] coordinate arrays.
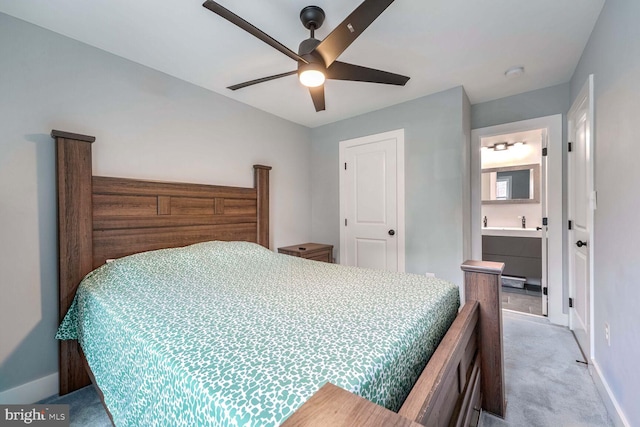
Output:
[[0, 0, 605, 128]]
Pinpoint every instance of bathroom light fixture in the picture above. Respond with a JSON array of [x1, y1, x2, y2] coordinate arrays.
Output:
[[485, 141, 526, 151]]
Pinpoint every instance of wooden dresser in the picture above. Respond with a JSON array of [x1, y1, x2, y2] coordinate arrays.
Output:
[[278, 243, 334, 263]]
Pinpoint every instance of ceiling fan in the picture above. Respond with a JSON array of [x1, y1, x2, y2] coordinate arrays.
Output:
[[202, 0, 410, 112]]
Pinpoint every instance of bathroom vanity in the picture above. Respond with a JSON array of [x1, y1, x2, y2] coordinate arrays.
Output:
[[482, 228, 542, 282]]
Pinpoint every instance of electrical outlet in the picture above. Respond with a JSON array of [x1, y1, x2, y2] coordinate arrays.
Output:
[[604, 322, 610, 346]]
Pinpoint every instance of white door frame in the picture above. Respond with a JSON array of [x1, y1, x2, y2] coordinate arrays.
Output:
[[471, 115, 566, 326], [567, 75, 595, 360], [339, 129, 405, 271]]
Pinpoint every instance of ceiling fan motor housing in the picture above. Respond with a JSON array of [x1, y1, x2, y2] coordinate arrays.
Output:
[[298, 38, 321, 56], [300, 6, 325, 30]]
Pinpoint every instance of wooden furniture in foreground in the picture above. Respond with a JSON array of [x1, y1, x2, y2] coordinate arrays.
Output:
[[278, 243, 334, 263], [53, 130, 505, 426]]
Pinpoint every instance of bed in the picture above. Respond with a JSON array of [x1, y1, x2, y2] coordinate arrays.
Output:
[[53, 130, 506, 426]]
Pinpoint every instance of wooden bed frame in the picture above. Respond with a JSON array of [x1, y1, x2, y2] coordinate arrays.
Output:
[[53, 130, 506, 427]]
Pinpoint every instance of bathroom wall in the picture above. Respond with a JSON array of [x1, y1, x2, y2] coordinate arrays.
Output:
[[480, 131, 542, 229]]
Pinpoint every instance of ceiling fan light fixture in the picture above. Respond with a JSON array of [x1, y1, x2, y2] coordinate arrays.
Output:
[[299, 63, 325, 87]]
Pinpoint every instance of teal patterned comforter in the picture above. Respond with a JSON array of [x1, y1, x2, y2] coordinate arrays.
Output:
[[57, 241, 459, 426]]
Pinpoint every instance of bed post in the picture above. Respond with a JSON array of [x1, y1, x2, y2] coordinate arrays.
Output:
[[52, 130, 95, 395], [461, 260, 506, 418], [253, 165, 271, 248]]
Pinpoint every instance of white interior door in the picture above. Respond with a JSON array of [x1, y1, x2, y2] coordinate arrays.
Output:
[[568, 76, 595, 359], [339, 129, 405, 271]]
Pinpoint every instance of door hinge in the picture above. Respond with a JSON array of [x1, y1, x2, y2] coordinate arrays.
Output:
[[542, 217, 548, 226], [568, 142, 573, 152], [543, 287, 548, 296], [344, 162, 347, 170], [344, 218, 347, 226], [542, 147, 548, 157], [568, 220, 573, 230], [569, 298, 574, 308]]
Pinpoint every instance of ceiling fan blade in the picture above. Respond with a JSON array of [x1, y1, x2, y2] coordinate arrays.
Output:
[[314, 0, 395, 67], [327, 61, 409, 85], [228, 71, 297, 91], [203, 1, 308, 64], [309, 85, 326, 112]]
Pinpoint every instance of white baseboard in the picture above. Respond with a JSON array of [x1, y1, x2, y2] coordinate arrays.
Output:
[[590, 359, 631, 427], [0, 373, 58, 404]]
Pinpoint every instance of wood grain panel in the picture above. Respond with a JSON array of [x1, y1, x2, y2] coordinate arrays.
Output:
[[93, 176, 257, 199], [93, 214, 256, 230], [158, 196, 171, 215], [214, 198, 225, 215], [223, 198, 257, 215], [281, 383, 422, 427], [254, 165, 271, 247], [457, 358, 481, 427], [93, 194, 158, 216], [53, 130, 94, 395], [169, 197, 215, 215], [462, 262, 506, 418], [93, 224, 257, 267]]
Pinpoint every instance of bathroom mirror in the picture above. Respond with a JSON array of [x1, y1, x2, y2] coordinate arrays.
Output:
[[481, 163, 540, 204]]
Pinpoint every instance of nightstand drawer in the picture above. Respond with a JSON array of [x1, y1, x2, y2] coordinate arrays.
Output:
[[278, 243, 333, 263]]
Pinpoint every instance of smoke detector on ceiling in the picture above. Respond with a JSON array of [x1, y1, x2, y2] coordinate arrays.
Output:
[[504, 66, 525, 79]]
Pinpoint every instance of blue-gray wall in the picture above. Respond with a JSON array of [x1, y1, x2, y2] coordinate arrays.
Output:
[[0, 13, 312, 397], [570, 0, 640, 424], [471, 83, 571, 130], [310, 87, 470, 285]]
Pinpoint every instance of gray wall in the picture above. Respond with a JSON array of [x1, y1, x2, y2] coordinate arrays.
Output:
[[310, 87, 470, 286], [471, 83, 571, 130], [0, 13, 312, 395], [570, 0, 640, 424]]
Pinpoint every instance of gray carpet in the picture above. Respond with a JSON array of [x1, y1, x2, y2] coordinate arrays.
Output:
[[38, 311, 612, 426], [38, 384, 112, 426], [481, 311, 612, 427]]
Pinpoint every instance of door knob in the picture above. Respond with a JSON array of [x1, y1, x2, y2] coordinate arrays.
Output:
[[388, 229, 396, 236], [576, 240, 588, 248]]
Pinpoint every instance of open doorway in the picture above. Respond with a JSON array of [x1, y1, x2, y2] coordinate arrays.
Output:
[[471, 115, 567, 326], [480, 129, 546, 316]]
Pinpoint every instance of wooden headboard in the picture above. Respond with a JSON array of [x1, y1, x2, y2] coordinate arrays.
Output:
[[52, 129, 271, 394]]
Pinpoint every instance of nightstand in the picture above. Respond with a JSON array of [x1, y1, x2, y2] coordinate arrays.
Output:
[[278, 243, 334, 263]]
